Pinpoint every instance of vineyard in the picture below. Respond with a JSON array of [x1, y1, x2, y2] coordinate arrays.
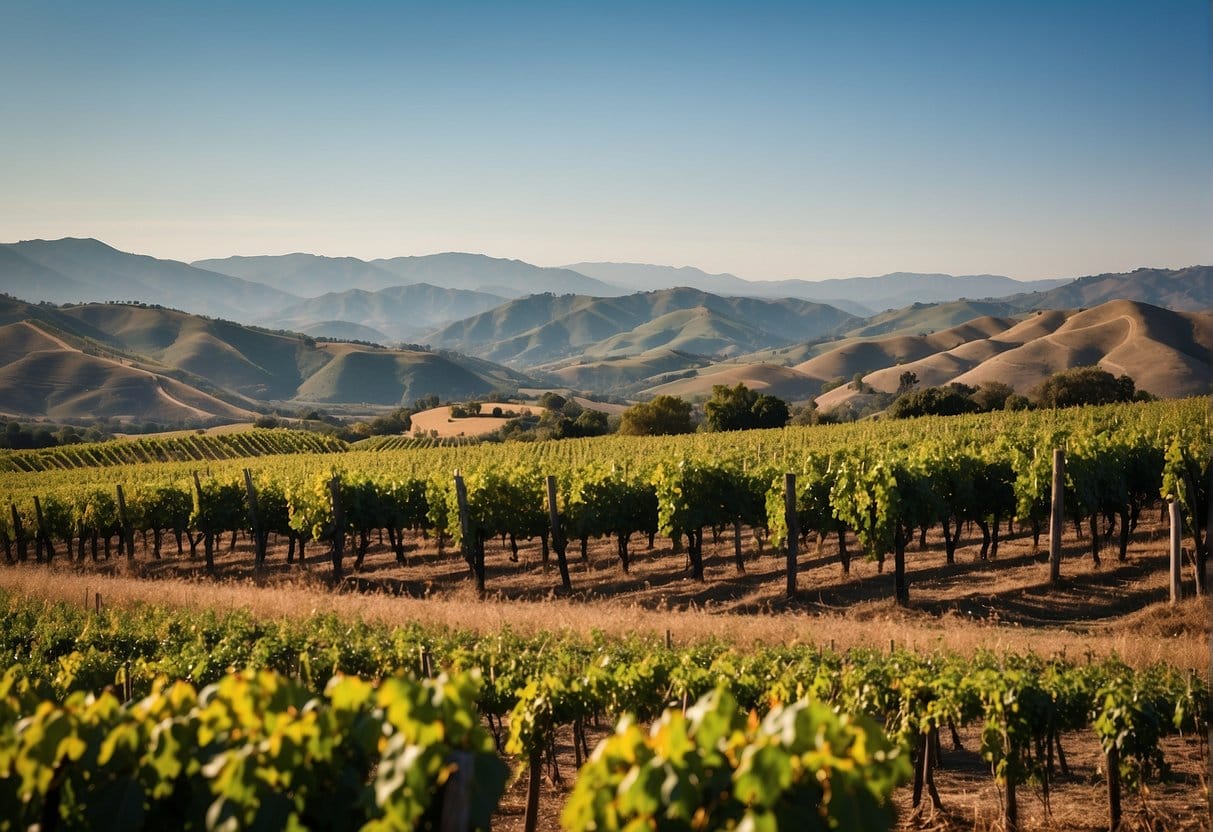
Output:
[[1, 398, 1208, 603], [0, 592, 1207, 830], [0, 428, 347, 473], [1, 397, 1209, 829]]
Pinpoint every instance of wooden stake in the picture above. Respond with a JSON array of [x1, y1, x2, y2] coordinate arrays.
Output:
[[453, 472, 483, 595], [1049, 448, 1064, 584], [1169, 499, 1183, 603], [243, 469, 266, 567], [545, 476, 572, 592], [33, 496, 53, 562], [523, 747, 542, 832], [784, 473, 798, 599], [115, 484, 134, 560], [328, 475, 344, 583]]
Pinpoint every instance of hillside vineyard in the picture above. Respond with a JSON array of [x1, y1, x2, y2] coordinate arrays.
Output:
[[2, 398, 1207, 600]]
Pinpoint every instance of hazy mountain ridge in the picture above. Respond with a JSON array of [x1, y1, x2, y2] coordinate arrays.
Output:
[[566, 261, 1070, 312], [1, 238, 300, 323], [261, 283, 508, 342], [1001, 265, 1213, 313], [198, 251, 619, 298]]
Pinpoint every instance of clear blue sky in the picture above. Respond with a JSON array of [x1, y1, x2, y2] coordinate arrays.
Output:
[[2, 1, 1210, 281]]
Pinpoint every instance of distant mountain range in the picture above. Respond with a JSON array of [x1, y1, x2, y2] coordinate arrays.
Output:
[[1003, 265, 1213, 313], [563, 262, 1071, 313], [0, 238, 1209, 418], [196, 252, 616, 298], [263, 283, 509, 343], [0, 238, 298, 322]]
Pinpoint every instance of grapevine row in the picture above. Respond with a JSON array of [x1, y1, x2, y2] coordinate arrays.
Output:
[[0, 591, 1204, 830], [3, 399, 1208, 600]]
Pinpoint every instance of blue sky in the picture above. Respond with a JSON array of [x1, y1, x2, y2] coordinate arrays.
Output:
[[1, 1, 1210, 280]]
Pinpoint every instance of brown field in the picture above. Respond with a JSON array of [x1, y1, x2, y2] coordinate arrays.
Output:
[[1, 506, 1208, 830], [409, 402, 545, 438]]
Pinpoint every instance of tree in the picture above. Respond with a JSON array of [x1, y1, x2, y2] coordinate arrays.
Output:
[[1033, 367, 1138, 409], [971, 382, 1015, 412], [887, 386, 979, 419], [895, 371, 919, 396], [749, 392, 790, 429], [618, 395, 694, 436], [538, 392, 568, 411], [704, 383, 789, 431]]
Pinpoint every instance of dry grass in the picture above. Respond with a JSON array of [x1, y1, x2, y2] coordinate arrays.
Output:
[[1, 511, 1207, 671], [409, 403, 544, 438]]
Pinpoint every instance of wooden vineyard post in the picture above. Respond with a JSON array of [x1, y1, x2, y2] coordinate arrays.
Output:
[[1049, 448, 1064, 584], [328, 475, 344, 583], [243, 469, 266, 567], [524, 747, 542, 832], [33, 496, 53, 563], [784, 473, 798, 599], [1169, 499, 1183, 604], [115, 484, 134, 560], [193, 472, 215, 572], [1106, 745, 1121, 832], [453, 472, 484, 596], [545, 476, 572, 592]]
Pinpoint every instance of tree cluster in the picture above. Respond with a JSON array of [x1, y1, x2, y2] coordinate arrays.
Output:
[[618, 395, 695, 436], [490, 397, 612, 442], [703, 383, 789, 431], [1, 420, 111, 449], [887, 367, 1150, 419]]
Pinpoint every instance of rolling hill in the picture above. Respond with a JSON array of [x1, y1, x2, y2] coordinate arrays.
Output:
[[0, 238, 299, 322], [262, 283, 508, 343], [425, 288, 860, 367], [642, 363, 829, 402], [811, 300, 1212, 412], [541, 348, 713, 393], [0, 320, 254, 422], [0, 297, 534, 420]]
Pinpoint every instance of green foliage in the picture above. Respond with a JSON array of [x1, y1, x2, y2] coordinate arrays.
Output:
[[888, 386, 980, 419], [564, 686, 909, 831], [0, 666, 506, 831], [619, 395, 694, 436], [0, 591, 1206, 829], [704, 383, 790, 431], [1033, 366, 1139, 409]]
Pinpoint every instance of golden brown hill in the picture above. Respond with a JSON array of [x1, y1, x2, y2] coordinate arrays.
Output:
[[954, 300, 1213, 399], [813, 301, 1211, 412], [643, 363, 824, 401], [793, 316, 1021, 382], [0, 298, 534, 420], [0, 321, 253, 421]]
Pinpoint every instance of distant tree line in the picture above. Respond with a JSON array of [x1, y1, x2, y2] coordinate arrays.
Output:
[[885, 366, 1152, 419]]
